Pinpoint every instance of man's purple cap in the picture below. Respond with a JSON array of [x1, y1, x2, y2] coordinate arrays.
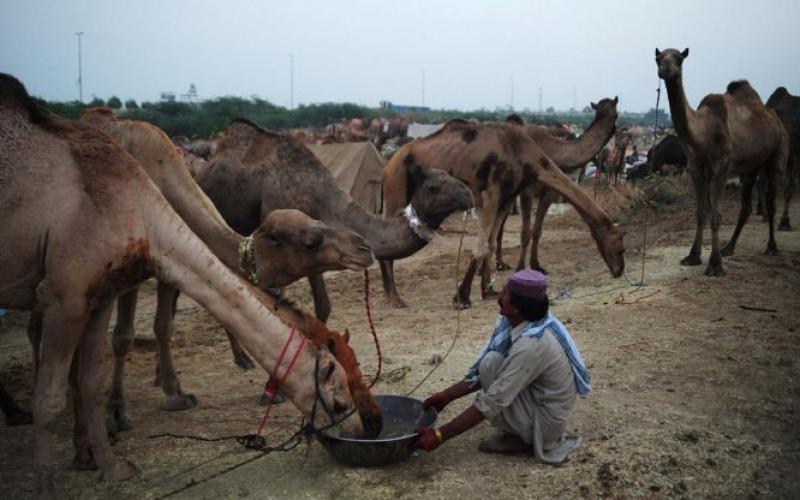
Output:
[[506, 269, 548, 299]]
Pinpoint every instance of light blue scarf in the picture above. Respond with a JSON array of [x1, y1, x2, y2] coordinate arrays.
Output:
[[465, 313, 592, 395]]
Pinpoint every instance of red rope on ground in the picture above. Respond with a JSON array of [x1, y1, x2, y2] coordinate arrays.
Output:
[[363, 269, 382, 389], [255, 326, 305, 438]]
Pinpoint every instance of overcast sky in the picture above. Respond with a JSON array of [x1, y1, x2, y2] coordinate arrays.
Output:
[[1, 0, 798, 113]]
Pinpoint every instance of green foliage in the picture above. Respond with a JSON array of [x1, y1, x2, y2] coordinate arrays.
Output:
[[106, 96, 122, 109], [34, 92, 670, 139], [88, 96, 104, 107]]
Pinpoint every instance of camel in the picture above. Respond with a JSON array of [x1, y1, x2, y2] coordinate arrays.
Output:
[[655, 48, 788, 275], [381, 119, 626, 309], [766, 87, 799, 230], [72, 108, 375, 432], [647, 134, 689, 177], [191, 119, 473, 315], [0, 74, 373, 497], [609, 128, 630, 186], [499, 98, 618, 272]]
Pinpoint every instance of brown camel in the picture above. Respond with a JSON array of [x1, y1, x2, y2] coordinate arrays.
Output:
[[0, 74, 373, 497], [655, 48, 788, 275], [766, 87, 799, 230], [192, 119, 473, 316], [381, 119, 626, 309], [497, 98, 618, 272], [74, 109, 374, 431]]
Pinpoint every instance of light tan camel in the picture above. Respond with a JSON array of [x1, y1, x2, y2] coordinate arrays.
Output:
[[655, 48, 788, 275], [497, 98, 618, 272], [381, 120, 626, 309], [766, 87, 799, 230], [75, 108, 374, 432], [192, 119, 473, 316], [0, 74, 369, 497]]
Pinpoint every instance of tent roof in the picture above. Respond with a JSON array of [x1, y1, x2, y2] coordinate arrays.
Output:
[[307, 142, 385, 214]]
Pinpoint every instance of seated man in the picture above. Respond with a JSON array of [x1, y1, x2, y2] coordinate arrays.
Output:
[[410, 270, 591, 465]]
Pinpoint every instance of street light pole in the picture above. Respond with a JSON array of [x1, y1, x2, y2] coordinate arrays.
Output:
[[289, 53, 294, 109], [75, 31, 84, 102]]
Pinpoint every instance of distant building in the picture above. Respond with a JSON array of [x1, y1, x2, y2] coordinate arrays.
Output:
[[160, 91, 176, 102], [380, 100, 430, 113]]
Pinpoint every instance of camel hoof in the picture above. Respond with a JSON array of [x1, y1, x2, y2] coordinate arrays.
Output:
[[5, 410, 32, 427], [97, 459, 138, 482], [481, 288, 499, 301], [385, 296, 409, 309], [720, 243, 734, 257], [233, 351, 256, 370], [704, 265, 726, 277], [765, 244, 779, 256], [778, 217, 791, 231], [452, 295, 472, 310], [106, 410, 134, 435], [161, 393, 198, 411], [495, 260, 511, 272], [258, 392, 285, 406], [72, 452, 98, 471], [680, 255, 702, 266], [531, 265, 549, 275]]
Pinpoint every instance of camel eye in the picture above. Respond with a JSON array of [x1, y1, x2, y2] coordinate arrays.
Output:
[[324, 361, 336, 381], [303, 233, 323, 252], [428, 185, 441, 194]]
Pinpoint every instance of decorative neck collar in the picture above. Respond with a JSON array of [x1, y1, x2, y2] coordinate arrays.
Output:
[[238, 236, 258, 284], [402, 204, 436, 243]]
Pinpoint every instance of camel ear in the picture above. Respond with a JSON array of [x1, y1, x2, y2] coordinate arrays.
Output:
[[590, 102, 598, 110], [343, 328, 350, 344], [681, 48, 689, 58], [613, 96, 619, 104], [655, 48, 662, 58]]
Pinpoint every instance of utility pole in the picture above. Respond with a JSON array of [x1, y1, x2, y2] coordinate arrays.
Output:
[[75, 31, 84, 102], [289, 53, 294, 109], [421, 68, 425, 107], [538, 86, 542, 113], [510, 77, 515, 110]]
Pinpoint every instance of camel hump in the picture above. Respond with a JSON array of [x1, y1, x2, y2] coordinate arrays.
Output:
[[698, 93, 727, 113], [725, 80, 761, 101], [0, 72, 52, 125], [81, 106, 117, 121], [505, 114, 524, 125]]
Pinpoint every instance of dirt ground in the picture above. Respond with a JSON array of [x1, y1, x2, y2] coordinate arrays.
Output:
[[1, 179, 799, 499]]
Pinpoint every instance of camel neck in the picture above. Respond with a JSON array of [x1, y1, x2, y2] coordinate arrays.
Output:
[[539, 113, 616, 171], [664, 76, 698, 148], [339, 200, 428, 260]]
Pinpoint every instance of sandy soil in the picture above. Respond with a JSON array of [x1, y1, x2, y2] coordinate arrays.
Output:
[[1, 180, 799, 499]]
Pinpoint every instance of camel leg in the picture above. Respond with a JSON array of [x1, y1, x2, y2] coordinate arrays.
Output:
[[153, 282, 198, 411], [77, 302, 138, 482], [107, 287, 138, 434], [0, 383, 32, 426], [778, 155, 796, 231], [69, 337, 94, 470], [705, 164, 728, 276], [494, 212, 511, 271], [764, 158, 779, 255], [755, 173, 766, 220], [516, 189, 533, 271], [681, 161, 706, 266], [225, 330, 255, 370], [453, 257, 479, 310], [27, 311, 42, 380], [529, 190, 556, 274], [307, 274, 331, 323], [379, 259, 408, 308], [481, 202, 513, 300], [32, 301, 90, 498], [721, 172, 758, 257]]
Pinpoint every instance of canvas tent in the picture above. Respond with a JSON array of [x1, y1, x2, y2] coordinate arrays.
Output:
[[307, 142, 385, 214], [407, 122, 444, 139]]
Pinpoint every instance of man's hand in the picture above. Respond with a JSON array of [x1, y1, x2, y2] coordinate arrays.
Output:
[[409, 427, 443, 451], [423, 392, 450, 412]]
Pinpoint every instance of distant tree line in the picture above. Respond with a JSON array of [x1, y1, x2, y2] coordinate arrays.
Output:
[[34, 95, 670, 139]]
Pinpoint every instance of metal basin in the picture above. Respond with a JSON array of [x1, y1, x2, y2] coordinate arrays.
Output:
[[317, 394, 437, 467]]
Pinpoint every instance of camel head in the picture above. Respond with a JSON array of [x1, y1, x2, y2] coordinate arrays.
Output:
[[407, 163, 474, 228], [292, 346, 365, 437], [590, 96, 619, 121], [253, 209, 373, 287], [655, 48, 689, 81], [594, 224, 626, 277]]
